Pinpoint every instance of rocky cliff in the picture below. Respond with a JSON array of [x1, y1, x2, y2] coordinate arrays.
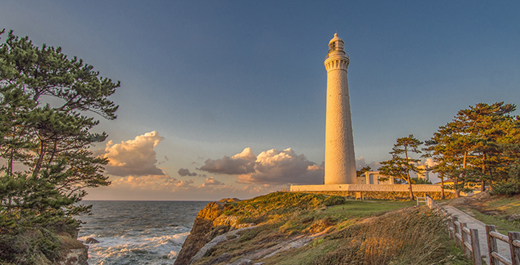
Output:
[[174, 198, 243, 265], [58, 232, 89, 265]]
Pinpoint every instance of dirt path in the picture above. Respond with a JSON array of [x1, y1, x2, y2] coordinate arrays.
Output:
[[443, 205, 511, 264]]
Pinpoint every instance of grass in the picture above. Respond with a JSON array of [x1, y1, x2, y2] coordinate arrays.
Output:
[[261, 207, 470, 265], [192, 192, 471, 265]]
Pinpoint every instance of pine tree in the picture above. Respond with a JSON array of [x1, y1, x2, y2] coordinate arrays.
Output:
[[379, 135, 423, 200], [0, 29, 120, 263]]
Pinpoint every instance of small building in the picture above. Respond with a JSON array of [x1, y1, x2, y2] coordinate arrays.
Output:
[[358, 171, 394, 185]]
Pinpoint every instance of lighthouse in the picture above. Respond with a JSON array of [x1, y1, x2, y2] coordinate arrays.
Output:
[[324, 33, 357, 184]]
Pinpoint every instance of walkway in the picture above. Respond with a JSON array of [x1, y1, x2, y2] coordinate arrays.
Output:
[[443, 205, 511, 264]]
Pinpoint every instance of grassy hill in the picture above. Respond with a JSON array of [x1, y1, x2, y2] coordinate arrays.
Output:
[[179, 192, 470, 265]]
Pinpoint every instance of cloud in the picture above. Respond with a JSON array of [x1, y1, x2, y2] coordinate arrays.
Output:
[[103, 131, 165, 176], [200, 147, 323, 185], [199, 147, 256, 175], [111, 174, 177, 190], [202, 177, 224, 186], [178, 168, 198, 177], [356, 156, 380, 170], [175, 179, 194, 188], [422, 158, 436, 168], [110, 173, 197, 190]]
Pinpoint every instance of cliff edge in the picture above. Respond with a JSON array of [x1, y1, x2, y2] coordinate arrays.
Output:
[[175, 198, 242, 265]]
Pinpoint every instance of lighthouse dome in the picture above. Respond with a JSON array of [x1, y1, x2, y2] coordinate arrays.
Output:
[[328, 33, 345, 54]]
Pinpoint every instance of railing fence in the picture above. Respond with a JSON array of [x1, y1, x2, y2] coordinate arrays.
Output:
[[486, 225, 520, 265], [418, 195, 520, 265]]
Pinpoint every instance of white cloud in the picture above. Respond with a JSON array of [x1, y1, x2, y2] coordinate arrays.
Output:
[[202, 177, 224, 186], [200, 147, 323, 185], [199, 147, 256, 174], [111, 174, 175, 190], [103, 131, 165, 176], [422, 158, 436, 168]]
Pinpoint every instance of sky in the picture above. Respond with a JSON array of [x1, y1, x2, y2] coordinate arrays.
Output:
[[1, 1, 520, 200]]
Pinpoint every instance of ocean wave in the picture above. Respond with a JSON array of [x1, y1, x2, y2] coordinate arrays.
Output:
[[77, 200, 208, 264], [80, 231, 190, 265]]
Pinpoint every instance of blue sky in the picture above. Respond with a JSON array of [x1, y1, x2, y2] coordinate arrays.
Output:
[[2, 1, 520, 200]]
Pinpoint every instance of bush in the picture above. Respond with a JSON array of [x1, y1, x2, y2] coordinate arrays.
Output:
[[0, 224, 74, 264], [492, 182, 520, 195], [324, 195, 346, 206]]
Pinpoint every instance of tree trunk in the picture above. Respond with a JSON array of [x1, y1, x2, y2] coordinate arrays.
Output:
[[480, 153, 486, 192], [441, 176, 445, 200], [404, 146, 414, 200], [32, 140, 47, 178], [408, 179, 414, 200], [455, 176, 461, 198]]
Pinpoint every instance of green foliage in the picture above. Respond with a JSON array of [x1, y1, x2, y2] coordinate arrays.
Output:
[[411, 177, 432, 184], [356, 165, 371, 178], [323, 195, 346, 206], [0, 29, 119, 263], [493, 182, 520, 196]]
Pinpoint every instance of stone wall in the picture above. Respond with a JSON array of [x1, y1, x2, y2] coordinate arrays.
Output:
[[299, 190, 454, 200], [290, 184, 454, 200]]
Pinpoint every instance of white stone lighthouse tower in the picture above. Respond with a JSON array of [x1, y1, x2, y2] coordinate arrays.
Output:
[[324, 33, 357, 184]]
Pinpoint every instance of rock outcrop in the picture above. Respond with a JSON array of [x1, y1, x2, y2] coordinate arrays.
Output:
[[58, 233, 89, 265], [174, 198, 241, 265], [60, 247, 88, 265]]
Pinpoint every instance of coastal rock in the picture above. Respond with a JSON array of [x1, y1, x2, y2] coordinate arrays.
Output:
[[84, 237, 99, 244], [174, 200, 234, 265], [58, 232, 89, 265], [60, 244, 89, 265], [190, 226, 256, 263]]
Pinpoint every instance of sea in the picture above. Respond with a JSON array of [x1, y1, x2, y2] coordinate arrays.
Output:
[[77, 201, 209, 265]]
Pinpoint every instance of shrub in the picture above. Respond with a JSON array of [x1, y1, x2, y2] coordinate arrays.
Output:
[[492, 182, 520, 195], [324, 195, 346, 206]]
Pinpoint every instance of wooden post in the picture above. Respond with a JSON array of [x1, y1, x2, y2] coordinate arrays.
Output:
[[460, 222, 467, 255], [448, 216, 454, 239], [509, 231, 520, 265], [470, 228, 482, 265], [453, 217, 460, 247], [486, 225, 498, 265]]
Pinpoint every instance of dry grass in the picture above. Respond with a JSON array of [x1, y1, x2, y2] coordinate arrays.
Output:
[[255, 207, 470, 265]]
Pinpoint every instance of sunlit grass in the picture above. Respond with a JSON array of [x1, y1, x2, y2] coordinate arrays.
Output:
[[193, 192, 470, 265]]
